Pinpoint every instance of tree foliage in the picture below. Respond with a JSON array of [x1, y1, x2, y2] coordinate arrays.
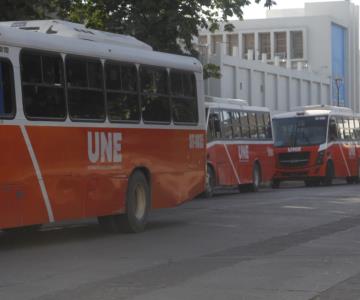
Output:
[[58, 0, 275, 55], [0, 0, 276, 55]]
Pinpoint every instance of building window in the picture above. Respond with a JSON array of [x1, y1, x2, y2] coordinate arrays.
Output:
[[198, 35, 208, 45], [226, 34, 238, 56], [259, 32, 271, 60], [290, 31, 303, 59], [211, 35, 223, 54], [243, 33, 255, 59], [274, 32, 287, 59]]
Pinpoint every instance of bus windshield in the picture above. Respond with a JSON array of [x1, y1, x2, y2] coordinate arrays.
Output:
[[273, 116, 328, 147]]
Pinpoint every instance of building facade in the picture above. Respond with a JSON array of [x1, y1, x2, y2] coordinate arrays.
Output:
[[198, 0, 360, 112]]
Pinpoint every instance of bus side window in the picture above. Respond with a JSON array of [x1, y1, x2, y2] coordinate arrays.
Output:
[[66, 56, 105, 121], [248, 112, 258, 139], [256, 112, 266, 139], [328, 117, 337, 142], [264, 112, 272, 139], [221, 110, 233, 139], [343, 118, 350, 140], [0, 59, 15, 118], [208, 111, 221, 141], [232, 111, 241, 139], [140, 66, 170, 123], [336, 117, 345, 140], [355, 118, 360, 140], [105, 61, 140, 123], [21, 50, 65, 120], [170, 70, 198, 124], [240, 112, 250, 138], [349, 118, 355, 140]]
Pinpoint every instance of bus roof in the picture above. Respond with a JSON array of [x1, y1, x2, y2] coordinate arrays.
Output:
[[0, 20, 202, 73], [205, 96, 270, 112], [273, 105, 354, 119]]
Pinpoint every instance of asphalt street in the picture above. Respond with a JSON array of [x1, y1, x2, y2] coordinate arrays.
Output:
[[2, 182, 360, 300]]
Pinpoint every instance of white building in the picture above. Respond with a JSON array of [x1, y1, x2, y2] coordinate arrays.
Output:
[[198, 0, 360, 112]]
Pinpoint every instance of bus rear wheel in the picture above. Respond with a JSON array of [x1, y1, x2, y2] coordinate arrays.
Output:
[[304, 179, 320, 187], [98, 171, 150, 233]]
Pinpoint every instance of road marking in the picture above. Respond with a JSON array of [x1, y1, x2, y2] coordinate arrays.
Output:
[[282, 205, 315, 210]]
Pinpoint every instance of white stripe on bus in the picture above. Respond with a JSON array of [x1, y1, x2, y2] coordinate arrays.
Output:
[[223, 144, 241, 184], [338, 143, 351, 177], [20, 125, 55, 223]]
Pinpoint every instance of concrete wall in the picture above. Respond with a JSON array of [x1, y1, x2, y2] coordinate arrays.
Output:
[[205, 44, 331, 114]]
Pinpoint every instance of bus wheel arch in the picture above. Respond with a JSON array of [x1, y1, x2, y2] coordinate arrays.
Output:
[[98, 167, 151, 234]]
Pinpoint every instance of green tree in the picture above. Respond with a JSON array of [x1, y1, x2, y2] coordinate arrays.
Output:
[[0, 0, 57, 21], [58, 0, 275, 55]]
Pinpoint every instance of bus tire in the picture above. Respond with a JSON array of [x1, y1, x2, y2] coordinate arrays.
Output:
[[250, 163, 261, 192], [323, 160, 334, 186], [98, 171, 150, 233], [271, 179, 280, 189], [355, 161, 360, 184], [204, 165, 215, 198], [305, 179, 320, 187]]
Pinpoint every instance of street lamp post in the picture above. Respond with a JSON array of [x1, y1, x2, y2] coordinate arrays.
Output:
[[334, 77, 343, 107]]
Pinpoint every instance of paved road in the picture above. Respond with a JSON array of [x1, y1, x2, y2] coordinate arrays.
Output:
[[2, 182, 360, 300]]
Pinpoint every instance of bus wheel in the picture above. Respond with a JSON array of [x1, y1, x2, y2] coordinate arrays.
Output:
[[323, 161, 334, 186], [98, 171, 150, 233], [250, 163, 261, 192], [271, 179, 280, 189], [305, 179, 320, 187], [346, 177, 355, 184], [355, 161, 360, 184], [204, 166, 215, 198]]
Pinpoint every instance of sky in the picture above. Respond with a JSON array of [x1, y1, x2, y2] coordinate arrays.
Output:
[[243, 0, 360, 19]]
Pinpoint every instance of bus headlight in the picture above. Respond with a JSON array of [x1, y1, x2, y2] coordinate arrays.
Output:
[[316, 150, 325, 165]]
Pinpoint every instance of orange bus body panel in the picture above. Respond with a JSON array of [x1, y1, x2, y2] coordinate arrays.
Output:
[[0, 125, 206, 228]]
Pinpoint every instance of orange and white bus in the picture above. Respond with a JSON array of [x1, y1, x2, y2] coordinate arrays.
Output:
[[272, 105, 360, 187], [204, 96, 275, 197], [0, 20, 206, 233]]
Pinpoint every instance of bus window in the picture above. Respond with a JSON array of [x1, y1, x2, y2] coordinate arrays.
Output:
[[240, 112, 250, 138], [0, 59, 15, 118], [105, 62, 140, 123], [336, 117, 345, 140], [21, 51, 65, 120], [140, 66, 170, 123], [221, 110, 233, 139], [355, 118, 360, 140], [343, 118, 350, 140], [170, 71, 198, 124], [248, 112, 258, 139], [328, 117, 338, 142], [232, 111, 241, 139], [66, 56, 105, 121], [256, 112, 266, 139], [264, 112, 272, 139], [208, 110, 221, 141], [349, 118, 355, 140]]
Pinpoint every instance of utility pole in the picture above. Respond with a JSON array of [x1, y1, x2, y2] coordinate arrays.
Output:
[[334, 77, 343, 107]]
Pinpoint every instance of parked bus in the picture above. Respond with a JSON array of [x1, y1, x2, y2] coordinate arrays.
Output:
[[272, 105, 360, 187], [0, 20, 206, 233], [204, 96, 275, 197]]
